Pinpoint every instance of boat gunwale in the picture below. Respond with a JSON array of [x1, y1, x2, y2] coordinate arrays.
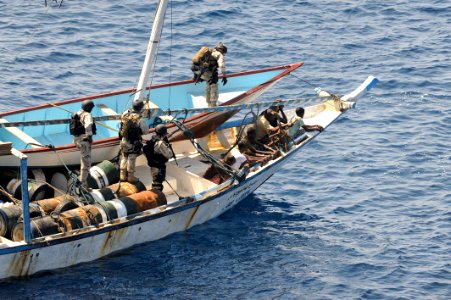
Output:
[[0, 63, 302, 118], [10, 62, 303, 154]]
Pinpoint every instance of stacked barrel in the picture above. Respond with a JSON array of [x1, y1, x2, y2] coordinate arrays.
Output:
[[56, 189, 166, 233], [0, 160, 167, 242]]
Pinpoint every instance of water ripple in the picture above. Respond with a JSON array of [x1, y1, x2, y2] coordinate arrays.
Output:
[[0, 0, 449, 299]]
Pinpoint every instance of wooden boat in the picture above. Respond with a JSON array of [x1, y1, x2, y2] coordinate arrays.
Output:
[[0, 76, 378, 279], [0, 62, 301, 168]]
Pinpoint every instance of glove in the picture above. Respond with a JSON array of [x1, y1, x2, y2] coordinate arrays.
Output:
[[222, 77, 228, 86]]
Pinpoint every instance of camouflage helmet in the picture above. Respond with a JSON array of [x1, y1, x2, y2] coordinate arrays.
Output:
[[155, 124, 167, 136], [81, 100, 95, 112]]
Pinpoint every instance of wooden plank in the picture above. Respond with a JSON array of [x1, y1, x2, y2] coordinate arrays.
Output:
[[0, 119, 41, 149], [0, 142, 12, 155], [97, 104, 118, 116]]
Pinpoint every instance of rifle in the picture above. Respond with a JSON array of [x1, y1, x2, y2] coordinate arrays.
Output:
[[192, 65, 206, 85]]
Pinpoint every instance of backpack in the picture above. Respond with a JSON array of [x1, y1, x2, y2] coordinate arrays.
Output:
[[154, 139, 173, 160], [120, 112, 142, 143], [192, 46, 211, 65], [69, 113, 85, 136]]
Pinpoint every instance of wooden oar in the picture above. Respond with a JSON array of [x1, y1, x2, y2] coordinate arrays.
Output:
[[49, 103, 119, 132]]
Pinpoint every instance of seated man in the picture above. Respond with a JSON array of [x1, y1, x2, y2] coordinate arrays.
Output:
[[230, 139, 272, 168], [261, 107, 292, 151], [270, 104, 288, 124], [288, 107, 324, 144], [225, 141, 249, 170], [244, 126, 278, 162], [255, 108, 283, 147]]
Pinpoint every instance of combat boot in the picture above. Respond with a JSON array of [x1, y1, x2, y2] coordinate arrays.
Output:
[[127, 172, 139, 183]]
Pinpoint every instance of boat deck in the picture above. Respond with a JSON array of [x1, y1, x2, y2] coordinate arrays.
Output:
[[134, 145, 215, 204]]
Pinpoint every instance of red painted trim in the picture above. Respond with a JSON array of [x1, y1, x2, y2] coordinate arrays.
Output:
[[17, 62, 303, 155], [0, 62, 302, 117]]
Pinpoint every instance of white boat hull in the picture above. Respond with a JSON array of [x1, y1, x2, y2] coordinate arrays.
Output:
[[0, 76, 378, 280], [0, 147, 286, 279]]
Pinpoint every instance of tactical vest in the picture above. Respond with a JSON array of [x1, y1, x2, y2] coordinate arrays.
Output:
[[120, 112, 142, 143]]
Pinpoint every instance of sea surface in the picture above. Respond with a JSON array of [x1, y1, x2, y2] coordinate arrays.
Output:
[[0, 0, 450, 299]]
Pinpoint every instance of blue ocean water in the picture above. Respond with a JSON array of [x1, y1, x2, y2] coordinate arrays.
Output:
[[0, 0, 450, 299]]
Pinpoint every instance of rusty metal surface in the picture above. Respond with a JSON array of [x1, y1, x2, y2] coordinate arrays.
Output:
[[0, 141, 301, 279]]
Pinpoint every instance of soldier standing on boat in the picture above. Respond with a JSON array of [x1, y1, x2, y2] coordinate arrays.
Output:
[[71, 100, 96, 190], [119, 100, 149, 183], [192, 42, 228, 107], [143, 124, 174, 191], [191, 42, 231, 150]]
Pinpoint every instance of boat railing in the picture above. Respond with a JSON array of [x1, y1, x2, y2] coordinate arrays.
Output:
[[8, 148, 32, 243]]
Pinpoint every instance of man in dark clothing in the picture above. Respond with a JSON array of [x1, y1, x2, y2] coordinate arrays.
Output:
[[143, 124, 173, 191]]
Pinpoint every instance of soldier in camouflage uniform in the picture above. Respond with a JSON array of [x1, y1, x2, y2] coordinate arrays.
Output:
[[73, 100, 96, 190], [204, 42, 228, 107], [119, 100, 149, 183], [143, 124, 173, 191], [191, 42, 228, 108]]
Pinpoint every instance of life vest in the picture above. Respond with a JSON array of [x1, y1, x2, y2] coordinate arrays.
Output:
[[120, 112, 142, 143]]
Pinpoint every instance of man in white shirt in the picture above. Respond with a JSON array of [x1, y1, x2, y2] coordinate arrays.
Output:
[[225, 141, 249, 171], [288, 107, 324, 141]]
